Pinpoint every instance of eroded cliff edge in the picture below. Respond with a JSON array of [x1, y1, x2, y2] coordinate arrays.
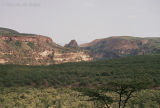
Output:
[[0, 28, 93, 65], [80, 36, 160, 59]]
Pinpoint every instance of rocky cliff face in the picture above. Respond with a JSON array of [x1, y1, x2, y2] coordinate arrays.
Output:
[[64, 40, 79, 48], [80, 36, 160, 59], [53, 51, 92, 64], [0, 28, 93, 65], [0, 35, 53, 43]]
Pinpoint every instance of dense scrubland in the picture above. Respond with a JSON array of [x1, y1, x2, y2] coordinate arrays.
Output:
[[0, 55, 160, 108]]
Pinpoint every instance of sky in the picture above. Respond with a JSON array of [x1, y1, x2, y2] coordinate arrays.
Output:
[[0, 0, 160, 45]]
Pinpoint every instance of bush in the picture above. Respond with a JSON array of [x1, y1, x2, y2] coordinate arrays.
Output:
[[27, 42, 34, 48], [15, 41, 21, 47]]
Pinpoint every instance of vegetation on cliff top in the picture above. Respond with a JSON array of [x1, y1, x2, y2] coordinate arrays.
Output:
[[0, 27, 37, 36]]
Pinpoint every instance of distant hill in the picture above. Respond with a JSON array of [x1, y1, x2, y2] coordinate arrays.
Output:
[[80, 36, 160, 59], [0, 27, 93, 65]]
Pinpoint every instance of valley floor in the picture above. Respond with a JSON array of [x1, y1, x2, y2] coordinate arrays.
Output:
[[1, 55, 160, 108]]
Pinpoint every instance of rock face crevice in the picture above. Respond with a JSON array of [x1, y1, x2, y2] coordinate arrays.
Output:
[[0, 28, 93, 65]]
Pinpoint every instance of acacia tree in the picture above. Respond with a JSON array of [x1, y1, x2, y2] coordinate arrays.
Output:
[[76, 88, 113, 108], [75, 79, 151, 108], [105, 79, 150, 108]]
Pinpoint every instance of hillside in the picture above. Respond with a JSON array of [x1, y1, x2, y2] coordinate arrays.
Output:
[[0, 27, 93, 65], [80, 36, 160, 59]]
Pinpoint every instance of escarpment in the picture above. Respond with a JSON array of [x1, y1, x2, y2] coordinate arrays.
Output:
[[0, 35, 52, 43], [0, 27, 93, 65], [80, 36, 160, 59]]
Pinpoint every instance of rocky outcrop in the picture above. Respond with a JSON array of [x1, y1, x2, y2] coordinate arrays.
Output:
[[0, 28, 93, 65], [64, 40, 79, 48], [53, 51, 93, 64], [0, 59, 7, 64]]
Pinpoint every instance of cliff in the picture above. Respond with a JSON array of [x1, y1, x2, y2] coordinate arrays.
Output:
[[0, 27, 93, 65], [80, 36, 160, 59], [53, 51, 92, 64]]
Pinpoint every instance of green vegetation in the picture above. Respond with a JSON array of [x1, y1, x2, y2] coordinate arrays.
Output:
[[0, 27, 19, 35], [1, 55, 160, 87], [1, 55, 160, 107], [75, 79, 152, 108], [27, 42, 34, 48], [15, 41, 22, 47], [0, 87, 95, 108], [0, 87, 160, 108], [0, 27, 36, 36]]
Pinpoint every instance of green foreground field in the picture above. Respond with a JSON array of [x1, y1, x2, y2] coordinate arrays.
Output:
[[1, 55, 160, 108]]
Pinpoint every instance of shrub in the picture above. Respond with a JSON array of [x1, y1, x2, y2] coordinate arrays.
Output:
[[15, 41, 21, 47], [27, 42, 34, 48]]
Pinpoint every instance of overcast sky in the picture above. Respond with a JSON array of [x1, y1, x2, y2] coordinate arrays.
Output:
[[0, 0, 160, 45]]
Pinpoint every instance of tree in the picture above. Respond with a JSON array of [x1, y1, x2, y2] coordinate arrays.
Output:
[[75, 88, 113, 108], [75, 78, 151, 108], [105, 79, 150, 108]]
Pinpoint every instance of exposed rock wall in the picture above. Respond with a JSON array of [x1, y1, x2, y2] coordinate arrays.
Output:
[[64, 40, 79, 48], [0, 35, 93, 65], [80, 36, 159, 59], [53, 51, 93, 64], [0, 35, 52, 43]]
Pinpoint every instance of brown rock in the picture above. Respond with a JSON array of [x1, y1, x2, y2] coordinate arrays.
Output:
[[65, 40, 79, 48], [0, 28, 93, 65]]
